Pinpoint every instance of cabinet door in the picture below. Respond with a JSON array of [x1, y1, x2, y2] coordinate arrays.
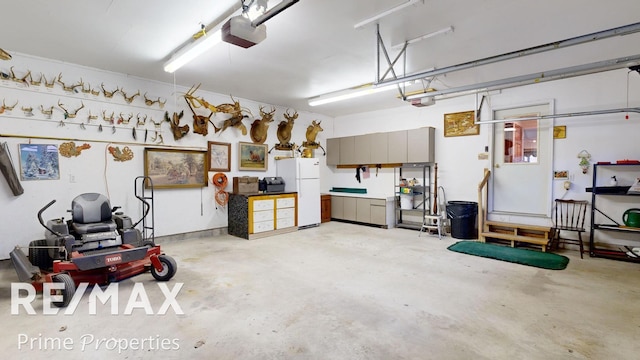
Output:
[[370, 132, 388, 164], [371, 199, 387, 225], [343, 197, 357, 221], [356, 198, 371, 223], [339, 137, 355, 165], [387, 130, 408, 163], [326, 138, 340, 166], [321, 195, 331, 223], [331, 196, 344, 219], [407, 127, 434, 163], [354, 134, 372, 164]]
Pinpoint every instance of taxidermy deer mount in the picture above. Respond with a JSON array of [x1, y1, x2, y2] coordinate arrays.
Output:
[[250, 106, 276, 144]]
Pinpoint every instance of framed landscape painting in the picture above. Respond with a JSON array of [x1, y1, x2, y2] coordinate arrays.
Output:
[[19, 143, 60, 180], [144, 148, 207, 189], [444, 110, 479, 137], [238, 142, 268, 171]]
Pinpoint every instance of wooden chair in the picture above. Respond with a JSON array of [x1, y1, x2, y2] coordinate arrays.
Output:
[[552, 199, 588, 258]]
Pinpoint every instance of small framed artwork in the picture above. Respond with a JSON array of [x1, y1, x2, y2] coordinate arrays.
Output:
[[444, 110, 479, 137], [238, 142, 268, 171], [19, 144, 60, 180], [553, 126, 566, 139], [554, 170, 569, 180], [207, 141, 231, 172], [144, 148, 207, 189]]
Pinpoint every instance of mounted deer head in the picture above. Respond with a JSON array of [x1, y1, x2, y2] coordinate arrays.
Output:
[[305, 120, 323, 144], [277, 109, 298, 145], [250, 106, 276, 144]]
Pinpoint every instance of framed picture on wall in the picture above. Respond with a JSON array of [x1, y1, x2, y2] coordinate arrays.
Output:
[[144, 148, 207, 189], [18, 143, 60, 180], [444, 110, 479, 137], [207, 141, 231, 172], [238, 142, 268, 171], [553, 126, 566, 139]]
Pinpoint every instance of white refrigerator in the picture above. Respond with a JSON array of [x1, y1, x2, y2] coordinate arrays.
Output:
[[276, 157, 321, 228]]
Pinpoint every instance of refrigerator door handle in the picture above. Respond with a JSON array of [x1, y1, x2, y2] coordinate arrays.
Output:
[[297, 162, 302, 197]]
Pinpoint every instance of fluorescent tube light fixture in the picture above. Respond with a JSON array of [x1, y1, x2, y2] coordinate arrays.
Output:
[[308, 82, 414, 106], [164, 30, 222, 73], [391, 26, 454, 49], [354, 0, 423, 29]]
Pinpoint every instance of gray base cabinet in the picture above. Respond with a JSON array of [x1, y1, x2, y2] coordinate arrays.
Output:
[[331, 195, 389, 227]]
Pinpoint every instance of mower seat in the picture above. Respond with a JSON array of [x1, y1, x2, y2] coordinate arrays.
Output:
[[71, 193, 117, 235]]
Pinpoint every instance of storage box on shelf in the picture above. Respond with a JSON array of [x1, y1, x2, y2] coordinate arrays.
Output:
[[233, 176, 259, 194], [587, 163, 640, 262]]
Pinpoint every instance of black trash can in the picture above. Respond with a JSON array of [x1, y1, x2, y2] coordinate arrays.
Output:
[[446, 201, 478, 239]]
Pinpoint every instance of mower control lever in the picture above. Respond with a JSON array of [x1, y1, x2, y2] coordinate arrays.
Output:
[[38, 199, 63, 237]]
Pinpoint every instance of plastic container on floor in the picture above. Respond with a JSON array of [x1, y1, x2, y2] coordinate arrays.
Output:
[[447, 201, 478, 239]]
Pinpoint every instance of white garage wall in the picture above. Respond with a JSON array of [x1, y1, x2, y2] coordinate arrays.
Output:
[[0, 53, 333, 259], [328, 69, 640, 248], [1, 52, 639, 259]]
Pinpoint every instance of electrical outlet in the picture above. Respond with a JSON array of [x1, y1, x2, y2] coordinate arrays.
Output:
[[69, 174, 76, 183], [563, 180, 571, 190]]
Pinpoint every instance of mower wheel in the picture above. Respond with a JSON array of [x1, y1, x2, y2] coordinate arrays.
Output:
[[151, 255, 177, 281], [29, 239, 52, 270], [52, 273, 76, 308]]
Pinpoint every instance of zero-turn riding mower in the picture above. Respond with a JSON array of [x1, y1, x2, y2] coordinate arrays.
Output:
[[10, 176, 177, 307]]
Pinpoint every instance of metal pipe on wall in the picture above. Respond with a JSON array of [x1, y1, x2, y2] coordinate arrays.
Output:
[[477, 107, 640, 124]]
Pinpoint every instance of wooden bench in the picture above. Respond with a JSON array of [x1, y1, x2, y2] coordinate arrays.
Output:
[[480, 221, 552, 252]]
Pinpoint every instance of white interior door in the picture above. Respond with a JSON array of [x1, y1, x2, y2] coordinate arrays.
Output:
[[491, 102, 553, 217]]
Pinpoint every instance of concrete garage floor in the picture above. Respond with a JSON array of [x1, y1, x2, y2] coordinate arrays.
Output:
[[1, 221, 639, 359]]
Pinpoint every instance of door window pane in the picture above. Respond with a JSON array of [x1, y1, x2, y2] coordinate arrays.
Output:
[[504, 119, 538, 163]]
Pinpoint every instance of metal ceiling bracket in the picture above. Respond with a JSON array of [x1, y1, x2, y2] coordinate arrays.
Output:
[[376, 22, 640, 88], [405, 54, 640, 102], [376, 24, 409, 98]]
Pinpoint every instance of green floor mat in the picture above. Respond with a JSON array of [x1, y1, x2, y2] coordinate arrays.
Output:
[[447, 241, 569, 270]]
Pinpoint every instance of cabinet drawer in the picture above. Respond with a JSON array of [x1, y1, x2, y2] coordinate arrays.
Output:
[[277, 208, 295, 220], [253, 199, 274, 211], [253, 220, 275, 233], [276, 217, 295, 229], [276, 197, 295, 208], [253, 209, 274, 222], [370, 199, 385, 207]]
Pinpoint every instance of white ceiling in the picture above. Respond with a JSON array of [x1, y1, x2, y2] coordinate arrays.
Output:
[[3, 0, 640, 117]]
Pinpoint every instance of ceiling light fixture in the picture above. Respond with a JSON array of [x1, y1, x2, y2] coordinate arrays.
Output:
[[354, 0, 423, 29], [163, 30, 223, 73], [391, 26, 454, 50], [308, 81, 415, 106], [164, 0, 299, 72]]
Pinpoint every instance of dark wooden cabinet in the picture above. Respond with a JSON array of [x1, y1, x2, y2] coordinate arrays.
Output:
[[321, 194, 331, 223]]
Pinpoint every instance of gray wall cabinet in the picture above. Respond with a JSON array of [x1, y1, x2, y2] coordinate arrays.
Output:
[[327, 127, 434, 165]]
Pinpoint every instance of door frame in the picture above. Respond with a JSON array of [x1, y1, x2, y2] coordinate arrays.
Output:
[[488, 99, 555, 222]]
